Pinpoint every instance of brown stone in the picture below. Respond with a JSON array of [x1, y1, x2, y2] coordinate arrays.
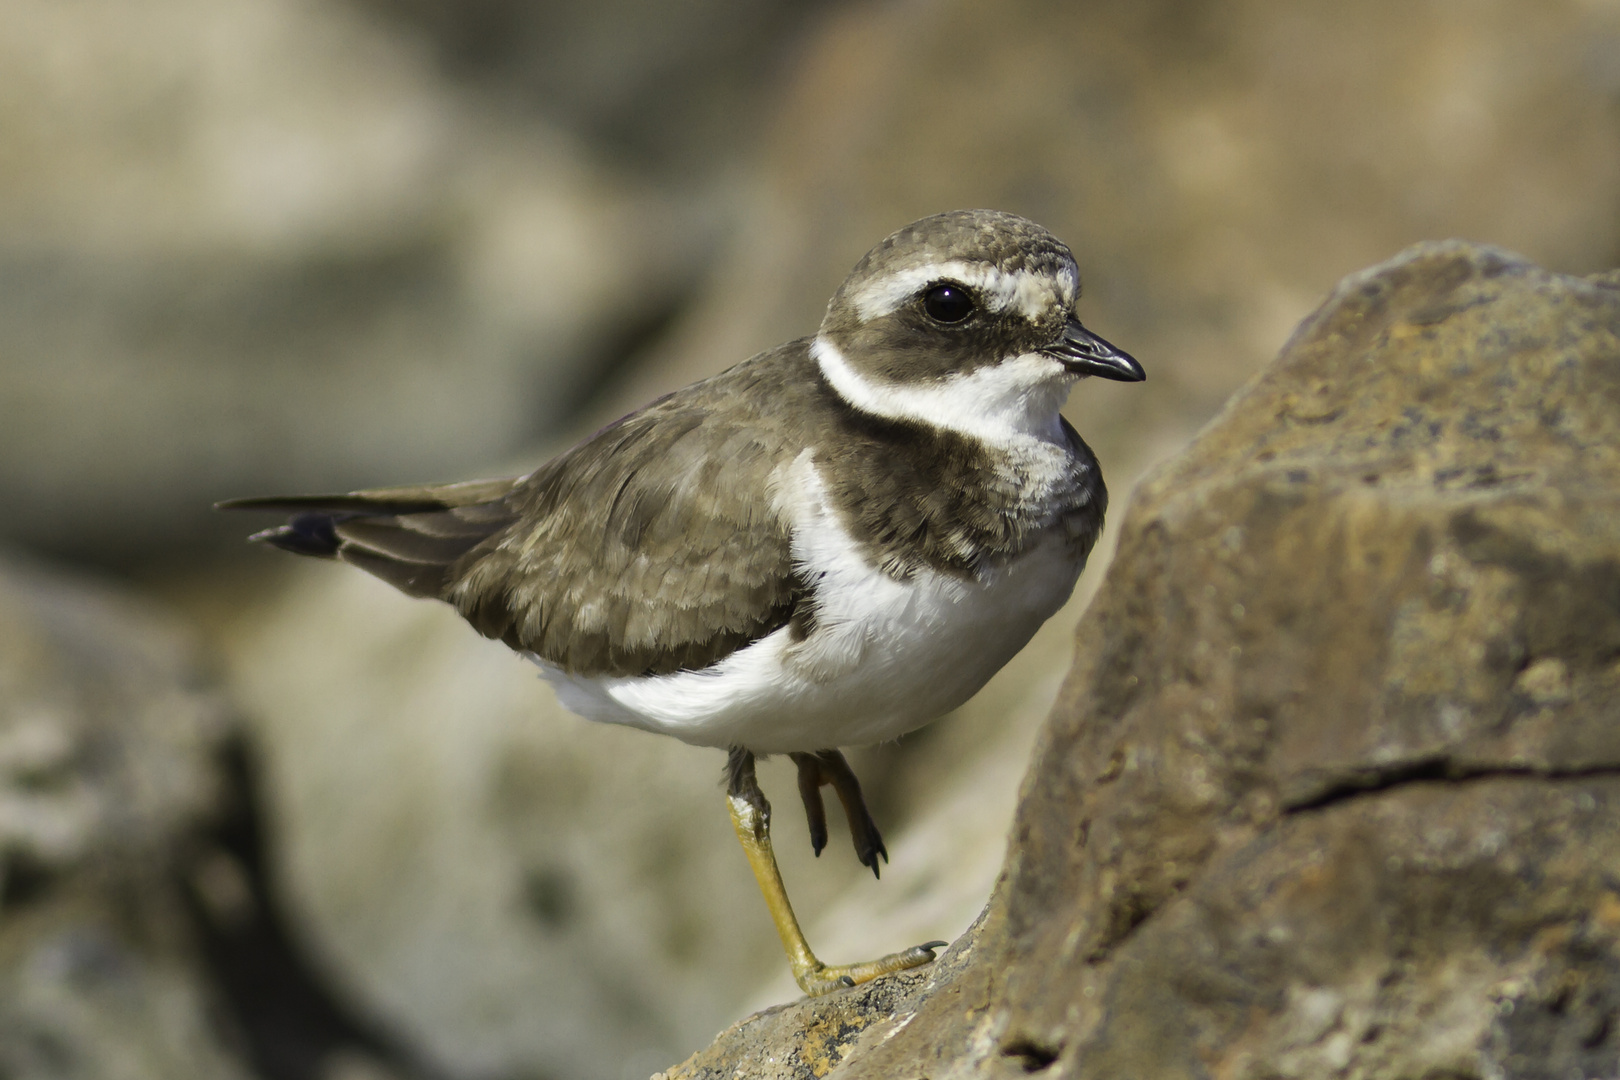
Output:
[[659, 244, 1620, 1079]]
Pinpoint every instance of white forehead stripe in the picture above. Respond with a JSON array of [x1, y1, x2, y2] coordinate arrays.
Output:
[[811, 336, 1072, 447], [850, 260, 1076, 322]]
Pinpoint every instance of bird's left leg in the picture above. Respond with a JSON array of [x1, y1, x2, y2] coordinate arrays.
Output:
[[790, 750, 888, 877], [725, 747, 944, 997]]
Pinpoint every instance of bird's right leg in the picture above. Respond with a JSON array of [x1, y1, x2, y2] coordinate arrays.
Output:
[[725, 747, 945, 997]]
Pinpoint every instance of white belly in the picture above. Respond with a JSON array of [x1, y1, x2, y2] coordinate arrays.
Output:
[[528, 455, 1085, 753]]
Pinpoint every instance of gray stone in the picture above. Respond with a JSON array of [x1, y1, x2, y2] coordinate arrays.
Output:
[[658, 243, 1620, 1079], [0, 555, 247, 1079]]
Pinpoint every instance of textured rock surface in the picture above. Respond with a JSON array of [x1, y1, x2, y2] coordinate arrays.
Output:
[[0, 556, 247, 1078], [659, 244, 1620, 1079]]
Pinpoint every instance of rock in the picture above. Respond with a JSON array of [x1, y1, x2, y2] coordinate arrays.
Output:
[[658, 243, 1620, 1078], [0, 0, 704, 562], [649, 951, 962, 1080], [0, 555, 248, 1078]]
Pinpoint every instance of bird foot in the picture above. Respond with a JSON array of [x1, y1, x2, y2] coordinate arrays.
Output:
[[790, 940, 949, 997], [726, 778, 947, 999]]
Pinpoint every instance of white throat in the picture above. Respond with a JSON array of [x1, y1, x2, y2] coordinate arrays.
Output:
[[812, 336, 1074, 447]]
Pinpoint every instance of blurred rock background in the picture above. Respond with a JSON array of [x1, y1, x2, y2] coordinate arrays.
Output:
[[1, 0, 1617, 1078]]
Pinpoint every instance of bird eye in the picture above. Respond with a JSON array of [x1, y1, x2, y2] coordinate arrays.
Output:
[[922, 283, 974, 323]]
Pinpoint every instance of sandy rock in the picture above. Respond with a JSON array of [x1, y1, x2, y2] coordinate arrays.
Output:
[[660, 242, 1620, 1078], [0, 556, 246, 1078], [650, 952, 961, 1080]]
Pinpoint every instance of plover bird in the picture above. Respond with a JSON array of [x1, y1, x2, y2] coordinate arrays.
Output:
[[221, 209, 1144, 996]]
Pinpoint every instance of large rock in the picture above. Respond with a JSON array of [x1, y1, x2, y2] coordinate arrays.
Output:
[[0, 556, 247, 1078], [659, 243, 1620, 1078]]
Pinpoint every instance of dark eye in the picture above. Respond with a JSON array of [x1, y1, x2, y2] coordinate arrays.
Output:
[[922, 283, 974, 323]]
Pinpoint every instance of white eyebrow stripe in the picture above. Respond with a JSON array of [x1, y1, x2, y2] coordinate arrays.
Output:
[[849, 260, 1075, 322]]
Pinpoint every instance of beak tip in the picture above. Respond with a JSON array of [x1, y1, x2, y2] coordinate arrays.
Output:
[[1053, 320, 1145, 383]]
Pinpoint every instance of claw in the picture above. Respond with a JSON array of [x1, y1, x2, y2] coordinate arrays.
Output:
[[791, 940, 950, 996], [792, 753, 830, 857], [799, 749, 888, 873]]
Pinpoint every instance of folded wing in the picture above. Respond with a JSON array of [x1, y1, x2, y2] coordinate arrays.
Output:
[[220, 359, 806, 679]]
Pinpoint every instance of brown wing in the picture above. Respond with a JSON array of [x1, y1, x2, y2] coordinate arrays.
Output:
[[448, 361, 806, 677], [221, 344, 813, 679]]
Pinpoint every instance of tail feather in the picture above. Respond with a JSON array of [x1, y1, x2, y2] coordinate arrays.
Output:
[[338, 516, 493, 566], [218, 477, 523, 599], [342, 547, 461, 598], [246, 512, 351, 557]]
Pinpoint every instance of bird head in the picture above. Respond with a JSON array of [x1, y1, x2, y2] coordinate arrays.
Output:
[[814, 209, 1143, 444]]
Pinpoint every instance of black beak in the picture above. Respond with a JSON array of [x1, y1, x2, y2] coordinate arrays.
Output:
[[1045, 319, 1145, 382]]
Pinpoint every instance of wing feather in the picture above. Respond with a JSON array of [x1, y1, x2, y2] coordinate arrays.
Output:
[[223, 342, 817, 679], [219, 478, 526, 599]]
